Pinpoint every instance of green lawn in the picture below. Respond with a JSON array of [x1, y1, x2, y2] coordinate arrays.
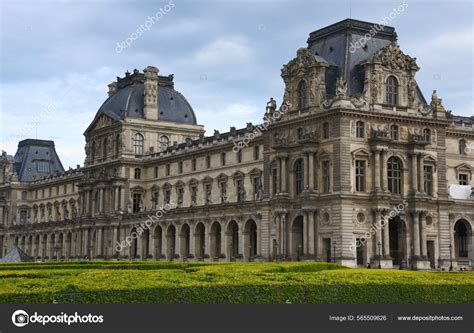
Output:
[[0, 261, 472, 303]]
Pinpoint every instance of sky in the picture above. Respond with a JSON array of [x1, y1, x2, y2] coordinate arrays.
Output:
[[0, 0, 473, 168]]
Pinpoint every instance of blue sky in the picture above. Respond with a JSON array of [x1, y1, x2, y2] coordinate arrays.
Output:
[[0, 0, 472, 168]]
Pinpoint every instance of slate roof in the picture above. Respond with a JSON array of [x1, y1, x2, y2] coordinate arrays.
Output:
[[0, 246, 32, 262], [307, 19, 403, 97], [13, 139, 64, 182], [94, 71, 197, 125]]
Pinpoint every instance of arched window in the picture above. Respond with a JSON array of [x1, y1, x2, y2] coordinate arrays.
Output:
[[294, 158, 304, 195], [160, 135, 170, 151], [323, 122, 330, 139], [385, 76, 398, 105], [387, 157, 402, 194], [423, 128, 431, 142], [134, 168, 141, 179], [298, 80, 307, 109], [390, 125, 399, 141], [459, 139, 467, 155], [133, 133, 144, 155], [103, 137, 108, 158], [91, 141, 96, 160], [297, 127, 304, 141], [115, 134, 120, 155], [356, 121, 364, 138]]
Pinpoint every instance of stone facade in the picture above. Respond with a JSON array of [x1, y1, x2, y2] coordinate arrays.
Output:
[[0, 19, 473, 269]]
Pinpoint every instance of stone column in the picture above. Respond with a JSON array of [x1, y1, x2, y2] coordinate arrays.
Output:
[[303, 211, 308, 255], [411, 153, 418, 193], [83, 229, 89, 258], [85, 191, 91, 216], [114, 187, 119, 211], [304, 153, 310, 189], [280, 155, 288, 193], [374, 210, 382, 256], [308, 152, 314, 190], [419, 154, 425, 193], [282, 214, 287, 257], [120, 187, 126, 211], [381, 150, 387, 191], [374, 150, 381, 191], [420, 211, 427, 257], [99, 188, 104, 213], [276, 159, 281, 194], [383, 216, 390, 257], [97, 228, 103, 257], [413, 212, 420, 257], [308, 210, 315, 256]]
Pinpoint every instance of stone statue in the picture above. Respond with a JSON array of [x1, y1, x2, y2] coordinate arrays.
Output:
[[336, 77, 347, 98], [266, 97, 277, 114]]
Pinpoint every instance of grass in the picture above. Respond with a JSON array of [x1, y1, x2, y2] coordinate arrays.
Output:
[[0, 261, 472, 304]]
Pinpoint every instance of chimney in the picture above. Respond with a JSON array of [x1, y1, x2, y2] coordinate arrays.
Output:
[[143, 66, 159, 120], [107, 82, 118, 97]]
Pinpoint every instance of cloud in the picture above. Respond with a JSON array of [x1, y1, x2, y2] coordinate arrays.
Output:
[[185, 36, 254, 68]]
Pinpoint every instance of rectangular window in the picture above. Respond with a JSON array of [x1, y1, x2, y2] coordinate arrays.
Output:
[[192, 158, 196, 171], [220, 182, 227, 203], [190, 186, 197, 205], [254, 146, 260, 160], [178, 161, 183, 174], [36, 161, 50, 173], [56, 186, 59, 196], [166, 164, 170, 176], [272, 168, 278, 195], [177, 188, 184, 207], [322, 160, 330, 193], [355, 160, 365, 192], [154, 166, 158, 178], [236, 179, 244, 202], [205, 183, 212, 204], [221, 152, 226, 166], [132, 193, 142, 213], [253, 176, 261, 200], [237, 150, 242, 163], [35, 190, 38, 199], [206, 155, 211, 169], [164, 190, 171, 204], [63, 184, 67, 194], [459, 174, 468, 185], [20, 210, 28, 225], [423, 165, 433, 195]]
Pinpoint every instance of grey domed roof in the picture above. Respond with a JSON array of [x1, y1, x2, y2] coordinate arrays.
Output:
[[96, 73, 197, 125]]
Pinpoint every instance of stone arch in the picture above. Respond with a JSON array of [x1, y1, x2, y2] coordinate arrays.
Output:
[[153, 225, 163, 259], [179, 223, 191, 259], [226, 220, 239, 260], [454, 219, 473, 260], [291, 215, 304, 259], [210, 222, 222, 260], [244, 219, 258, 261], [194, 222, 206, 260], [166, 224, 176, 260]]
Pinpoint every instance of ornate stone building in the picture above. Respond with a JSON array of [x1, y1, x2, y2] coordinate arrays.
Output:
[[0, 19, 473, 269]]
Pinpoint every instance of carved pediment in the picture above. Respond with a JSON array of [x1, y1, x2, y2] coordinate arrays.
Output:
[[369, 41, 419, 71], [87, 114, 116, 134], [281, 48, 325, 77]]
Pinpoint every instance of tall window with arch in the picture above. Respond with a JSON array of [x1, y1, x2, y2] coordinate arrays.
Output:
[[423, 128, 431, 142], [356, 121, 364, 138], [459, 139, 467, 155], [387, 156, 402, 194], [294, 158, 304, 195], [115, 134, 120, 156], [134, 168, 141, 180], [323, 122, 330, 139], [390, 124, 399, 141], [385, 76, 398, 105], [298, 80, 307, 109], [133, 133, 144, 155], [160, 135, 170, 151]]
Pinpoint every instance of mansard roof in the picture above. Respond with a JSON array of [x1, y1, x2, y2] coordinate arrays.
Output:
[[13, 139, 64, 182], [94, 70, 197, 125]]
